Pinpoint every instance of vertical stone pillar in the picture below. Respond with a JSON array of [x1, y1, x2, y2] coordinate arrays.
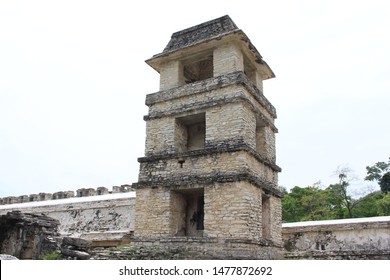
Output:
[[39, 193, 52, 201], [159, 60, 185, 91], [213, 44, 244, 76], [29, 194, 39, 202]]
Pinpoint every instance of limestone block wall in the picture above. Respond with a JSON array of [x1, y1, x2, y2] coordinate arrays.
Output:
[[206, 102, 255, 149], [169, 190, 189, 236], [134, 187, 171, 237], [204, 181, 262, 241], [282, 216, 390, 259], [144, 117, 176, 155], [159, 60, 184, 91], [213, 43, 244, 76], [270, 196, 282, 245]]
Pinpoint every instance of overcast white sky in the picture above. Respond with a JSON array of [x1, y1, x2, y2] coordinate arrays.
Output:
[[0, 0, 389, 197]]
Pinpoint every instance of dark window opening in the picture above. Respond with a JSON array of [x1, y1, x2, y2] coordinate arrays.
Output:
[[183, 55, 213, 84], [175, 113, 206, 152], [192, 195, 205, 230], [171, 189, 204, 237]]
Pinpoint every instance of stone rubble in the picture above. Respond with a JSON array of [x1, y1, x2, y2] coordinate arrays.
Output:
[[60, 237, 92, 260], [0, 211, 60, 259]]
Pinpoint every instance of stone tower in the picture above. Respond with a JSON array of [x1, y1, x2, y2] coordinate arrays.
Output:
[[133, 15, 283, 259]]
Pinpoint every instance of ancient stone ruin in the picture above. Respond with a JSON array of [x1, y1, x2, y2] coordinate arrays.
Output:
[[131, 15, 283, 259], [1, 15, 389, 260]]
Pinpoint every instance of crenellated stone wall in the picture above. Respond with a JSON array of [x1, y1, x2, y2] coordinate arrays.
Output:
[[0, 186, 135, 244], [0, 184, 133, 206]]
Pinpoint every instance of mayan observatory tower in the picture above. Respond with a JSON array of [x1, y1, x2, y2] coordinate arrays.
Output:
[[132, 15, 283, 259]]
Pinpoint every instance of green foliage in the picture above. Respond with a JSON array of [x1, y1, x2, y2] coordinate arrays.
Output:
[[282, 186, 342, 222], [379, 172, 390, 193], [42, 251, 61, 260], [377, 193, 390, 215], [283, 187, 390, 222], [353, 192, 385, 217], [328, 168, 359, 218], [365, 161, 390, 182]]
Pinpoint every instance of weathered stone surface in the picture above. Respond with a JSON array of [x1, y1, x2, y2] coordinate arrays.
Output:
[[60, 236, 92, 260], [62, 237, 91, 249], [0, 211, 59, 259], [61, 248, 90, 260], [143, 74, 278, 158], [39, 193, 52, 201], [0, 193, 135, 238], [53, 191, 74, 200], [129, 237, 283, 260], [162, 15, 238, 54], [77, 188, 97, 197], [133, 15, 282, 259], [97, 187, 109, 195], [0, 254, 19, 260], [91, 244, 195, 260], [282, 217, 390, 259]]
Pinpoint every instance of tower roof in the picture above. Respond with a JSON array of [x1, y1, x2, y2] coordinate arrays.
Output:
[[146, 15, 275, 79], [163, 15, 239, 53]]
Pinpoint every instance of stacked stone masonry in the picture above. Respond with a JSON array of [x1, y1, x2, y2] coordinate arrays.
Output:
[[133, 15, 283, 259]]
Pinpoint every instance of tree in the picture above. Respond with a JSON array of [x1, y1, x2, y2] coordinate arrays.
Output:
[[282, 185, 342, 222], [377, 192, 390, 215], [379, 172, 390, 193], [328, 167, 358, 218], [365, 160, 390, 193], [353, 191, 384, 217]]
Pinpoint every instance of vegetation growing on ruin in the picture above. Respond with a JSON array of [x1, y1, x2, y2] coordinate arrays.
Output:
[[42, 251, 61, 260]]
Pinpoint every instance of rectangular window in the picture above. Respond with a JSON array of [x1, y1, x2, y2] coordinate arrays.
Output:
[[183, 55, 213, 84], [171, 189, 204, 237], [175, 113, 206, 152]]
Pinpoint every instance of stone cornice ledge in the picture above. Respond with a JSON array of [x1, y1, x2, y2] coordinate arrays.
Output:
[[145, 71, 277, 119], [133, 171, 284, 198], [139, 141, 281, 173]]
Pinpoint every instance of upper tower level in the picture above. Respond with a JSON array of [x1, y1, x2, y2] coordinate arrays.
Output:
[[146, 15, 275, 93], [142, 15, 279, 164]]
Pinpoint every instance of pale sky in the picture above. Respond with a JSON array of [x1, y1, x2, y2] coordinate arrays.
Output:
[[1, 0, 389, 197]]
